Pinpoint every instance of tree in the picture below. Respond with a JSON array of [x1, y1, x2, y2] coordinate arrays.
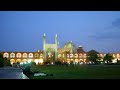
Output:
[[103, 53, 114, 64], [86, 50, 100, 64], [0, 53, 4, 67], [0, 53, 11, 67]]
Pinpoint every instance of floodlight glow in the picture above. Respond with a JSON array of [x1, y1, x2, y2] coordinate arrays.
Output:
[[11, 62, 13, 64], [28, 59, 32, 63], [112, 59, 117, 63], [20, 62, 23, 65], [23, 59, 27, 62], [39, 59, 43, 63], [51, 62, 54, 64], [35, 59, 39, 64]]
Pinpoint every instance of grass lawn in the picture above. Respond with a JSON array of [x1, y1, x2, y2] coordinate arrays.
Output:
[[30, 65, 120, 79]]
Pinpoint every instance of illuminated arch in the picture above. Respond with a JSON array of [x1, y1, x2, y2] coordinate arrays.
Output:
[[16, 59, 21, 63], [10, 53, 15, 58], [39, 59, 43, 64], [117, 53, 119, 58], [16, 53, 22, 58], [10, 59, 15, 64], [58, 54, 61, 58], [34, 53, 39, 58], [3, 52, 9, 58], [29, 53, 33, 58], [23, 53, 27, 58], [40, 53, 43, 57]]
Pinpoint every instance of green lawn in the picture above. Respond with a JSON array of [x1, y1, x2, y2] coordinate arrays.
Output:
[[30, 65, 120, 79]]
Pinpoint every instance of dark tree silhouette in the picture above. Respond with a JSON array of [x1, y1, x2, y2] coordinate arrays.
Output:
[[86, 50, 100, 64], [103, 53, 114, 64], [0, 53, 11, 67]]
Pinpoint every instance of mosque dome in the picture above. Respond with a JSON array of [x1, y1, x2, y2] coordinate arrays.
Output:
[[63, 41, 77, 53]]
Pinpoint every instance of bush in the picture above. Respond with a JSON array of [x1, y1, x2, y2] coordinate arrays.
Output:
[[31, 62, 36, 66], [54, 61, 62, 65], [0, 54, 11, 67], [0, 59, 4, 67], [44, 61, 50, 65]]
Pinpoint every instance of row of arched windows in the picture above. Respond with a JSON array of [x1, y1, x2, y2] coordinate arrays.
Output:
[[3, 52, 43, 58]]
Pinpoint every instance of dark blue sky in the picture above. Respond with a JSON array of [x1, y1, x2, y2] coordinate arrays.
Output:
[[1, 11, 120, 53]]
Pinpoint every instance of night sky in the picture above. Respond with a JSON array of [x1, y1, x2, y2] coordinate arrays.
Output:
[[0, 11, 120, 53]]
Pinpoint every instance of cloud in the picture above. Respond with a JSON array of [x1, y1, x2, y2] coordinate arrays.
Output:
[[90, 31, 120, 40], [89, 18, 120, 40]]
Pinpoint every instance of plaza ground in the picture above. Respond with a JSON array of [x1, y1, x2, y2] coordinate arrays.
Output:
[[31, 64, 120, 79], [0, 66, 29, 79]]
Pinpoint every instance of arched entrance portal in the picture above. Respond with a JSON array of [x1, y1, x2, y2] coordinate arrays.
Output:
[[46, 48, 55, 63]]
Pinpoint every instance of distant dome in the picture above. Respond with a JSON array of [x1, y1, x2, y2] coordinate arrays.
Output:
[[63, 41, 77, 53], [78, 45, 83, 48]]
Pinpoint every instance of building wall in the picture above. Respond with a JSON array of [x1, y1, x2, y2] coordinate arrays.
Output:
[[0, 50, 44, 64], [1, 51, 120, 64]]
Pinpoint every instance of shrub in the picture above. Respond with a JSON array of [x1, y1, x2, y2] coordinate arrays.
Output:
[[54, 61, 62, 65], [44, 61, 50, 65]]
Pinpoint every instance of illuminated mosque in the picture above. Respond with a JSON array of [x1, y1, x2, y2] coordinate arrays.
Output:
[[0, 34, 120, 65]]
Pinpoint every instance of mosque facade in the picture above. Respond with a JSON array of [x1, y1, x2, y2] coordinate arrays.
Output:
[[0, 34, 120, 65]]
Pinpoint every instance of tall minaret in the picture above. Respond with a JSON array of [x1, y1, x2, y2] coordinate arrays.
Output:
[[55, 34, 58, 61], [43, 33, 46, 61]]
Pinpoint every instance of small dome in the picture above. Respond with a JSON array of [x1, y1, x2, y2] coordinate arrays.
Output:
[[78, 45, 83, 48]]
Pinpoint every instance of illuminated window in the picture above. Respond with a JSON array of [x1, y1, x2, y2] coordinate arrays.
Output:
[[40, 53, 42, 57], [67, 54, 69, 58], [79, 54, 82, 58], [63, 54, 64, 58], [58, 54, 61, 58], [75, 54, 78, 58], [113, 54, 115, 58], [10, 53, 15, 58], [3, 52, 9, 58], [100, 54, 103, 57], [84, 54, 86, 58], [117, 53, 119, 58], [34, 53, 39, 58], [23, 53, 27, 58], [34, 59, 39, 64], [70, 54, 73, 58], [29, 53, 33, 58], [16, 53, 22, 58], [39, 59, 43, 64]]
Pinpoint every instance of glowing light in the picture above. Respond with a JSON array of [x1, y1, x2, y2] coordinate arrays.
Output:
[[20, 62, 23, 65], [11, 62, 13, 64], [3, 52, 9, 58], [23, 59, 27, 62], [16, 53, 22, 58], [39, 59, 43, 64], [23, 53, 27, 58], [24, 62, 27, 64], [117, 54, 119, 57], [10, 59, 15, 62], [51, 62, 54, 64], [112, 59, 117, 63], [35, 59, 39, 64], [28, 59, 32, 63], [16, 59, 21, 62]]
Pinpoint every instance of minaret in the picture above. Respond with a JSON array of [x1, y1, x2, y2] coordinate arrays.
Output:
[[55, 34, 58, 61], [43, 33, 46, 61]]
